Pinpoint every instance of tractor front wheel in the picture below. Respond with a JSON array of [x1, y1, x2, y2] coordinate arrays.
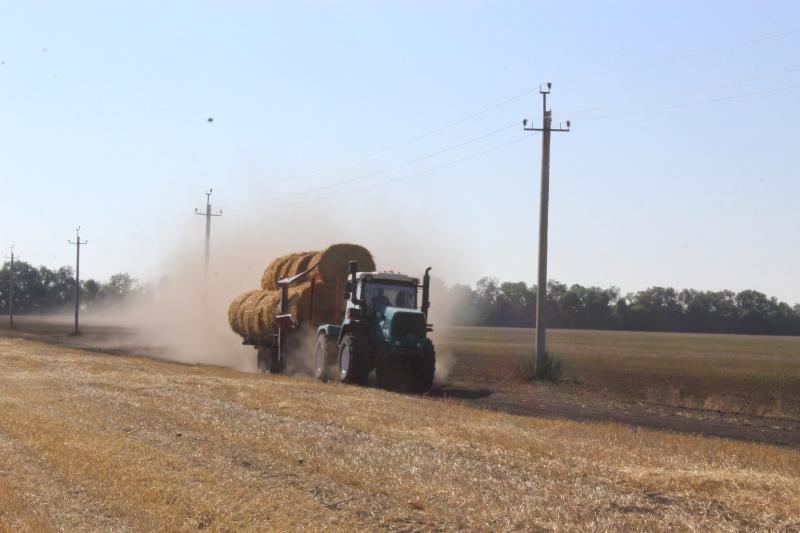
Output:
[[376, 348, 404, 392], [407, 340, 436, 394], [337, 334, 369, 386]]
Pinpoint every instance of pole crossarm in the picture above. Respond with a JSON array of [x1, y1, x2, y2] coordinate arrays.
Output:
[[525, 127, 571, 132]]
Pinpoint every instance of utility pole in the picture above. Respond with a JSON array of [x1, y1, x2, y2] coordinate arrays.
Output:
[[194, 189, 222, 280], [68, 227, 87, 336], [523, 82, 570, 377], [6, 245, 14, 329]]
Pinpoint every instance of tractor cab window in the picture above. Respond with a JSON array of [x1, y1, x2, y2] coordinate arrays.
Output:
[[364, 282, 417, 311]]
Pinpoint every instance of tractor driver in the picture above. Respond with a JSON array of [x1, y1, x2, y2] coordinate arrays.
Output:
[[395, 289, 413, 308], [371, 287, 391, 310]]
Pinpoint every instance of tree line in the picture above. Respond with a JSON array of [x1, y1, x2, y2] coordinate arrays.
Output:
[[3, 260, 800, 335], [0, 260, 148, 314], [438, 278, 800, 336]]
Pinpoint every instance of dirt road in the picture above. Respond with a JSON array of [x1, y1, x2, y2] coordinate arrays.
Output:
[[437, 385, 800, 447], [1, 336, 799, 531]]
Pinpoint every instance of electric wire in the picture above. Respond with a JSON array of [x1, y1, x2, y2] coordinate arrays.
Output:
[[222, 121, 520, 208], [254, 136, 529, 210], [567, 82, 800, 124], [87, 27, 800, 240]]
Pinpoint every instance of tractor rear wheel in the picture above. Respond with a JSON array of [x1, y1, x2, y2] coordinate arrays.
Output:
[[337, 333, 369, 386], [314, 334, 337, 382]]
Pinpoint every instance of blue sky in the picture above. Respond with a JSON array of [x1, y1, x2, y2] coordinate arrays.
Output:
[[2, 1, 799, 302]]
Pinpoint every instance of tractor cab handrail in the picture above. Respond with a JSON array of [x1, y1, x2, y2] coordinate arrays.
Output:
[[277, 261, 320, 287]]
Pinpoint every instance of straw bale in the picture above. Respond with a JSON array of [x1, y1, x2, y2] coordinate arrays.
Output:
[[227, 290, 261, 336], [261, 253, 299, 290], [312, 244, 375, 280], [243, 290, 278, 338], [237, 244, 374, 338], [230, 277, 350, 338]]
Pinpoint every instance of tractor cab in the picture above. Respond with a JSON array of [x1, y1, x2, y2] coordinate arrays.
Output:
[[353, 271, 418, 312], [314, 262, 436, 393]]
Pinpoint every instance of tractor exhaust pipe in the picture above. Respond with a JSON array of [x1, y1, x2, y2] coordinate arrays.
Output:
[[280, 284, 289, 314], [349, 261, 359, 304], [422, 267, 431, 319]]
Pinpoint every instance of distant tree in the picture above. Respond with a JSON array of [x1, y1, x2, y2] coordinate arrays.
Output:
[[498, 281, 534, 327], [4, 258, 800, 335], [626, 287, 683, 331], [82, 279, 102, 308], [445, 284, 479, 326], [103, 273, 137, 301]]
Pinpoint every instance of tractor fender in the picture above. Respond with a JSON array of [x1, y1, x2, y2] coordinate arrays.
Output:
[[316, 324, 342, 340], [336, 323, 353, 346]]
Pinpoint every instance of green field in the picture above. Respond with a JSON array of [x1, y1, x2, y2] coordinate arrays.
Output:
[[437, 327, 800, 419]]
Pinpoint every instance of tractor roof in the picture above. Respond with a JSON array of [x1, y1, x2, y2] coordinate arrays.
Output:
[[356, 271, 418, 285]]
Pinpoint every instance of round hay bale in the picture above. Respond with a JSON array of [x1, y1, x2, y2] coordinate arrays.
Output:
[[236, 290, 269, 336], [228, 289, 261, 336], [313, 244, 375, 280], [260, 253, 299, 290], [260, 244, 374, 289], [252, 283, 312, 336], [243, 290, 277, 337]]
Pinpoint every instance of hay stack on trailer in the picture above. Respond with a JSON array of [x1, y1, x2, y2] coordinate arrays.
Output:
[[260, 244, 375, 290], [228, 244, 375, 339]]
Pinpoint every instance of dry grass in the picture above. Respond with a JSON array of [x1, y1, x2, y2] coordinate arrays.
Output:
[[439, 327, 800, 419], [0, 337, 799, 531]]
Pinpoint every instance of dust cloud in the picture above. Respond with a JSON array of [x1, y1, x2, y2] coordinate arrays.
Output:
[[93, 209, 471, 379]]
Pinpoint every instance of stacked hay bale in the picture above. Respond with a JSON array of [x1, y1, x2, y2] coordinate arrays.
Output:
[[228, 244, 375, 339]]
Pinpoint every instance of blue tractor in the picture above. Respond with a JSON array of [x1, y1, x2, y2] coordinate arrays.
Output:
[[313, 261, 436, 393]]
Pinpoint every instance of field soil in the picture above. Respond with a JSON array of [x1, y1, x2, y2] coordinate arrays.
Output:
[[1, 335, 799, 531], [2, 317, 799, 448]]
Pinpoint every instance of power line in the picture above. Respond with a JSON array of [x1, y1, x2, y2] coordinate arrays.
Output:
[[260, 136, 529, 209], [232, 28, 798, 191], [230, 91, 539, 190], [90, 28, 800, 239], [81, 28, 800, 244], [103, 79, 800, 242], [570, 82, 800, 123], [628, 29, 799, 71], [224, 121, 519, 207], [550, 65, 800, 123]]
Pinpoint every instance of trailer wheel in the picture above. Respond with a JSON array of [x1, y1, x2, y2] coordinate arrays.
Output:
[[314, 334, 336, 382], [258, 345, 282, 374], [337, 333, 369, 385], [408, 340, 436, 394]]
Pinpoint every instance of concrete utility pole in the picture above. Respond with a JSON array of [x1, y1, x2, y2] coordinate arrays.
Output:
[[523, 83, 570, 377], [6, 245, 14, 329], [194, 189, 222, 280], [68, 227, 87, 336]]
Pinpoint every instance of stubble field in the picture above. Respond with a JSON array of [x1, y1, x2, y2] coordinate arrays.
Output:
[[442, 327, 800, 418], [0, 327, 799, 531]]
